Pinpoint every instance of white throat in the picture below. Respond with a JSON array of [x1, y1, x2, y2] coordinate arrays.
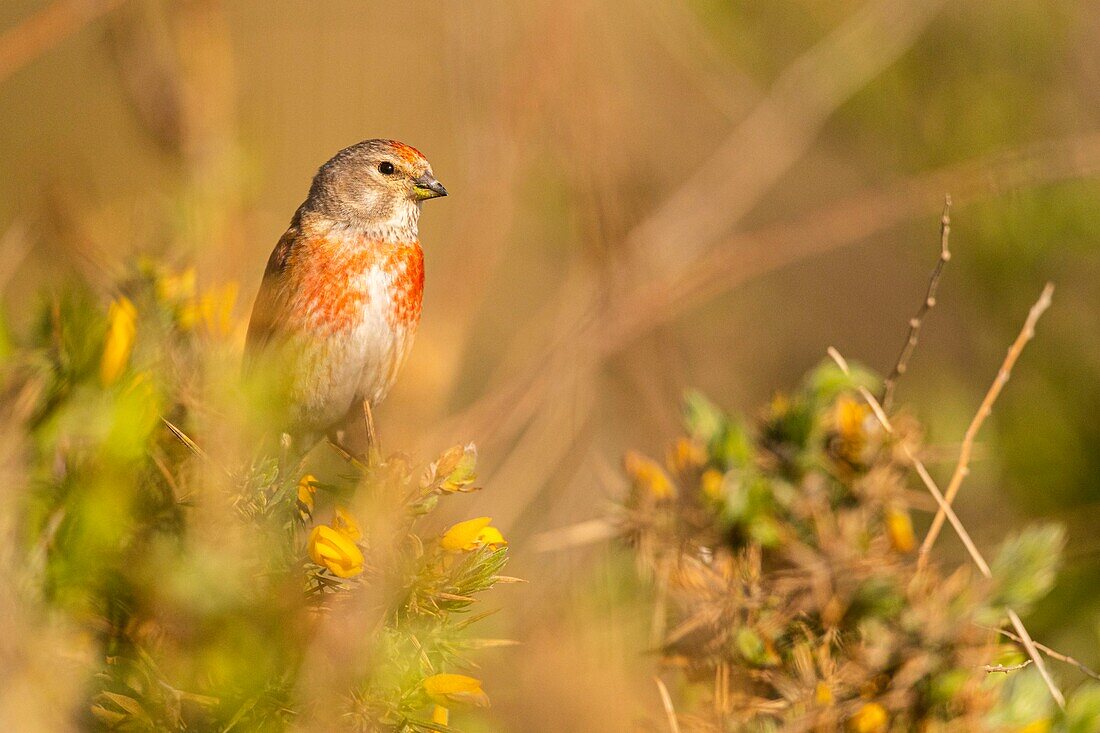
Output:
[[364, 200, 420, 242]]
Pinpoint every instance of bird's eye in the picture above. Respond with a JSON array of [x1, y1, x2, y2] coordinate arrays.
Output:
[[378, 161, 395, 175]]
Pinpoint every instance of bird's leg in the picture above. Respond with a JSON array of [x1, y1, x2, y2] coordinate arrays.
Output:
[[362, 399, 381, 464]]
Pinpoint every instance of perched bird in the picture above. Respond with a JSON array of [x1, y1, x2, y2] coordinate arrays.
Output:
[[245, 139, 447, 451]]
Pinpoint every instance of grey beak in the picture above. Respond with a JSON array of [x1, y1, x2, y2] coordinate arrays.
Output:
[[413, 172, 448, 200]]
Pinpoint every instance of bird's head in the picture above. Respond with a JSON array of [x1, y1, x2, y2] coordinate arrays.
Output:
[[305, 139, 447, 235]]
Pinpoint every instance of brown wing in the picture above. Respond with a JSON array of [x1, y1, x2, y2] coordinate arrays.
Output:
[[244, 216, 301, 373]]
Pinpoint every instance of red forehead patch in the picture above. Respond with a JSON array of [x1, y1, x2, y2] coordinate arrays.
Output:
[[386, 140, 426, 164]]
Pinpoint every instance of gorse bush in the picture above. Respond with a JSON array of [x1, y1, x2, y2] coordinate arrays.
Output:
[[2, 264, 513, 732], [620, 365, 1100, 732]]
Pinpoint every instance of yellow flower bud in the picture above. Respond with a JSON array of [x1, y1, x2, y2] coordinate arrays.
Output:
[[422, 673, 489, 709], [885, 507, 916, 553], [437, 443, 478, 492], [848, 702, 888, 733], [624, 451, 676, 500], [440, 517, 507, 553], [814, 681, 833, 706], [701, 469, 724, 501], [669, 437, 706, 473], [835, 395, 870, 441], [155, 267, 196, 303], [101, 297, 137, 386], [307, 525, 364, 578], [430, 705, 449, 726]]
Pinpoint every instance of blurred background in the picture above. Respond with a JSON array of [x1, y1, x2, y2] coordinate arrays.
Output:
[[2, 0, 1099, 728]]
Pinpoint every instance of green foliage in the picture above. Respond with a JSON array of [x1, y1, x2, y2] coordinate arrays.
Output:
[[990, 524, 1066, 612], [1, 267, 514, 732]]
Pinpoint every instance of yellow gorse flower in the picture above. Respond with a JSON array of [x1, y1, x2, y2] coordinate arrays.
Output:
[[297, 475, 319, 515], [700, 469, 724, 501], [307, 524, 364, 578], [155, 266, 196, 303], [668, 437, 706, 473], [624, 451, 676, 500], [440, 517, 507, 553], [101, 296, 138, 386], [835, 395, 870, 440], [847, 702, 888, 733], [814, 681, 833, 706], [885, 507, 916, 553], [422, 673, 489, 709], [180, 282, 239, 336]]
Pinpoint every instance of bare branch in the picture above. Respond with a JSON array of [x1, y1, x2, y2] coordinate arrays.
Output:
[[920, 283, 1055, 560], [881, 195, 952, 411], [990, 626, 1100, 682], [983, 659, 1031, 674]]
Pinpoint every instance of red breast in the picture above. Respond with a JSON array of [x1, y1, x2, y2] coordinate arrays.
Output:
[[287, 232, 424, 336]]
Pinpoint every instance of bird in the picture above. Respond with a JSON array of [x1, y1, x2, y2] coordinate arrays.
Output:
[[244, 139, 447, 455]]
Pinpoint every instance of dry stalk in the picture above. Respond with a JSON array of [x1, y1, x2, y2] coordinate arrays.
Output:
[[827, 346, 1065, 709], [920, 283, 1055, 561], [0, 0, 126, 84], [881, 195, 953, 411]]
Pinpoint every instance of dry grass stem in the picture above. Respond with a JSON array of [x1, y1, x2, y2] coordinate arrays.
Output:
[[528, 517, 617, 553], [654, 676, 682, 733], [920, 282, 1055, 560], [881, 195, 952, 411]]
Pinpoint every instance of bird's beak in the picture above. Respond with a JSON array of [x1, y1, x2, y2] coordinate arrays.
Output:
[[413, 172, 448, 200]]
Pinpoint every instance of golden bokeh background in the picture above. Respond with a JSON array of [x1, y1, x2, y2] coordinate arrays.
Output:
[[2, 1, 1099, 728]]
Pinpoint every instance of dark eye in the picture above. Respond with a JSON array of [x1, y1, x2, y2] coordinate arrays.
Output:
[[378, 161, 395, 175]]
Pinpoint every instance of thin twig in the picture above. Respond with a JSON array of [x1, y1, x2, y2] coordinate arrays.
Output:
[[653, 676, 682, 733], [983, 659, 1032, 674], [920, 283, 1055, 561], [881, 195, 952, 411], [827, 346, 1065, 709], [160, 417, 232, 479], [0, 0, 126, 84], [990, 626, 1100, 682]]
